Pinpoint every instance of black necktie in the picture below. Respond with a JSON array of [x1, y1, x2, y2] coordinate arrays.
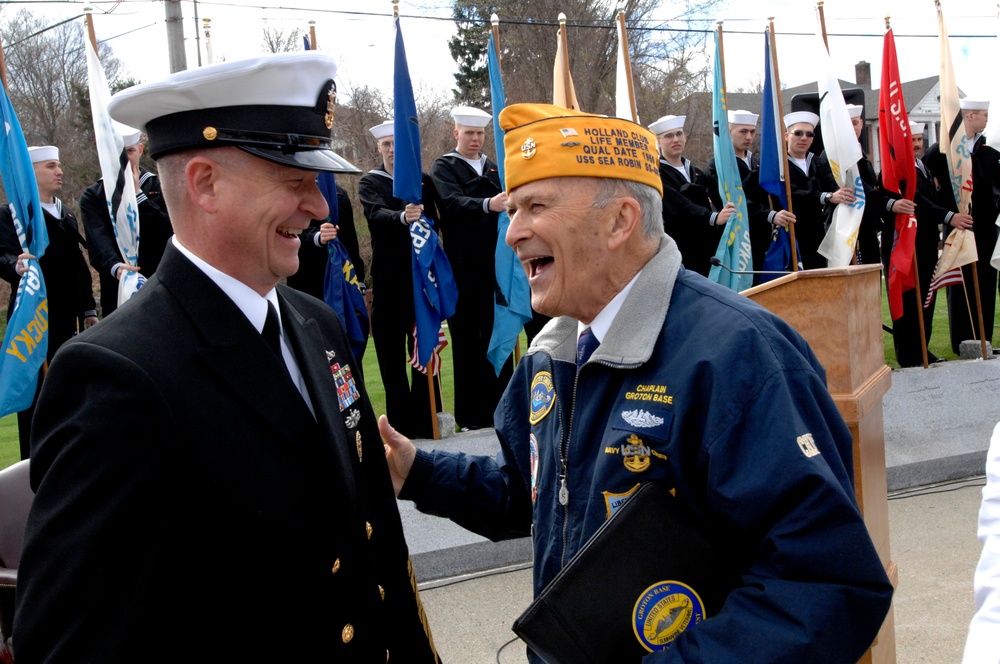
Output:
[[577, 327, 599, 368], [263, 302, 283, 360]]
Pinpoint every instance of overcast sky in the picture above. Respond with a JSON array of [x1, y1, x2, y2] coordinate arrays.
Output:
[[9, 0, 999, 101]]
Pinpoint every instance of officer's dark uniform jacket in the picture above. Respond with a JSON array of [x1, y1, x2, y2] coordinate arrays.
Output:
[[402, 234, 893, 662], [657, 157, 723, 277]]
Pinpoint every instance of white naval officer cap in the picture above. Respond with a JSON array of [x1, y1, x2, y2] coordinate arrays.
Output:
[[959, 99, 989, 111], [727, 109, 759, 126], [846, 104, 864, 119], [369, 120, 394, 140], [784, 111, 820, 128], [648, 115, 686, 134], [451, 106, 492, 128], [107, 52, 360, 174], [909, 121, 926, 134], [28, 146, 59, 163]]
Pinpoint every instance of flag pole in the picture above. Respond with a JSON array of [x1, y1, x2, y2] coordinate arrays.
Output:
[[558, 13, 575, 110], [717, 22, 727, 89], [817, 1, 829, 52], [491, 12, 522, 367], [84, 5, 99, 55], [618, 10, 638, 123], [491, 13, 501, 67], [309, 19, 317, 49], [769, 19, 798, 271]]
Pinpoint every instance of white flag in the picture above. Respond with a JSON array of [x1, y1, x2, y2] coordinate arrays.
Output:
[[85, 37, 143, 306], [615, 17, 636, 122], [815, 35, 865, 266]]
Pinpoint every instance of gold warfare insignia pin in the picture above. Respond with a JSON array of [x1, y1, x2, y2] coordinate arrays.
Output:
[[203, 126, 218, 141], [622, 433, 651, 473], [521, 137, 537, 160], [356, 431, 363, 462], [325, 84, 336, 129]]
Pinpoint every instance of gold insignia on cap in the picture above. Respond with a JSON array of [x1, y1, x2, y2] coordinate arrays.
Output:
[[521, 137, 537, 160], [203, 127, 218, 141], [378, 584, 385, 600], [366, 521, 373, 539], [342, 623, 354, 643], [356, 431, 363, 462], [325, 84, 336, 129]]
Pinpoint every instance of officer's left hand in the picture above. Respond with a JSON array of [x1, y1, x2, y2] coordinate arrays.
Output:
[[84, 316, 98, 329]]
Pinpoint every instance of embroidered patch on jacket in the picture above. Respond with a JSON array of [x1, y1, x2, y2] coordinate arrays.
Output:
[[796, 433, 820, 458], [621, 408, 665, 428], [529, 433, 539, 503], [529, 372, 556, 425], [331, 362, 360, 412], [602, 483, 640, 519], [632, 581, 705, 652], [622, 433, 651, 473]]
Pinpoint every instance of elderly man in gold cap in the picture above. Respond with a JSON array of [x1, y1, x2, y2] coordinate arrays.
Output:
[[384, 104, 892, 662]]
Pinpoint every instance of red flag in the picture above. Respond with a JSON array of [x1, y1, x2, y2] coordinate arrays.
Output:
[[878, 27, 918, 321]]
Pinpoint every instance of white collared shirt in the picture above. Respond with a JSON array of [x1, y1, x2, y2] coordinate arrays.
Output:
[[172, 237, 316, 418], [577, 270, 642, 346]]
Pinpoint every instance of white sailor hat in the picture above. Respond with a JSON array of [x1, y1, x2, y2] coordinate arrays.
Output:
[[727, 109, 759, 126], [107, 52, 360, 174], [846, 104, 864, 119], [27, 146, 59, 163], [369, 120, 394, 140], [115, 121, 143, 147], [451, 106, 492, 128], [909, 121, 926, 134], [784, 111, 820, 129], [648, 115, 686, 134], [960, 99, 989, 111]]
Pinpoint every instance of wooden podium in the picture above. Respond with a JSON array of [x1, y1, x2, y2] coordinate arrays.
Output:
[[743, 265, 897, 664]]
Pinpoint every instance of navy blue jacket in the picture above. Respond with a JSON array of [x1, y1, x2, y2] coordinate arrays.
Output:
[[402, 236, 892, 662]]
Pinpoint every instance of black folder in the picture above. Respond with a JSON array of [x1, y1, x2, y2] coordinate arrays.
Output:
[[512, 482, 738, 664]]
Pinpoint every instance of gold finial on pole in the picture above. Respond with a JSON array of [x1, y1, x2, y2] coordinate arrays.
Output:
[[393, 0, 399, 20], [885, 15, 891, 30]]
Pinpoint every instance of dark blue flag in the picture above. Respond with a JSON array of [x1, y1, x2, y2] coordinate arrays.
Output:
[[0, 82, 49, 417], [394, 17, 458, 366], [323, 238, 369, 360]]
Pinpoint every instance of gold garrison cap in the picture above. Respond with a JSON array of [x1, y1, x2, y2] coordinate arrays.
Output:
[[499, 104, 662, 195]]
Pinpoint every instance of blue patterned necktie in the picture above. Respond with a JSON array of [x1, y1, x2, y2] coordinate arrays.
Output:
[[577, 327, 599, 368]]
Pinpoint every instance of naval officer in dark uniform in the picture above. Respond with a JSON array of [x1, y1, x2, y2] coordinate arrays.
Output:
[[650, 114, 734, 277], [431, 106, 512, 431], [79, 124, 173, 317], [359, 119, 442, 439], [13, 53, 441, 663]]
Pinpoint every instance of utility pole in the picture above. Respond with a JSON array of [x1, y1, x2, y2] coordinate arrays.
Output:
[[164, 0, 188, 73]]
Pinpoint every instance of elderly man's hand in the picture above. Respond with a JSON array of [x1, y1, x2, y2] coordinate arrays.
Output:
[[773, 210, 796, 228], [380, 415, 417, 497], [715, 202, 737, 226], [951, 213, 974, 230], [488, 192, 508, 213]]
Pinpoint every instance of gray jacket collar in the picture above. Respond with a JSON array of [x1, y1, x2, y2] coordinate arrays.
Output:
[[528, 234, 682, 367]]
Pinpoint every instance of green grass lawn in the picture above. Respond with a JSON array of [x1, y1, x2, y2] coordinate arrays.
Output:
[[3, 288, 998, 471]]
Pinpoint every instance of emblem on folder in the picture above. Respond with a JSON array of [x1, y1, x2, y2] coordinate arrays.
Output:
[[632, 580, 705, 652]]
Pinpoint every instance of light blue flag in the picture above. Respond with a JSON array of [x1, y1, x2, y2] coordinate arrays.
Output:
[[0, 83, 49, 417], [394, 17, 457, 367], [706, 30, 752, 292], [486, 33, 531, 375]]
